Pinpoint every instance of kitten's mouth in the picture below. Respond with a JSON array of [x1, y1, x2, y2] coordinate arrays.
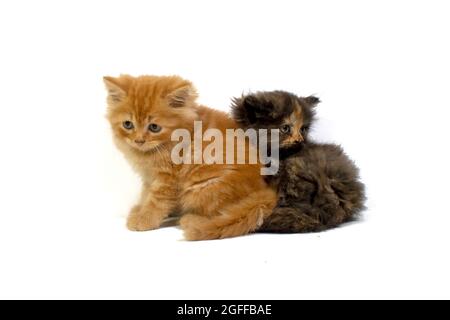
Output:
[[279, 143, 304, 158], [131, 142, 165, 154], [128, 141, 155, 153], [281, 142, 304, 150], [135, 145, 149, 151]]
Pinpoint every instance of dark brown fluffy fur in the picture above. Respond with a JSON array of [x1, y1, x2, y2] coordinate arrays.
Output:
[[231, 91, 366, 233]]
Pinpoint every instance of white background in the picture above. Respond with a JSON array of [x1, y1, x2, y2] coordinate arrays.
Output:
[[0, 0, 449, 299]]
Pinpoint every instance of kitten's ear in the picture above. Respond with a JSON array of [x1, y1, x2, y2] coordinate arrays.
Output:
[[303, 95, 321, 107], [103, 76, 129, 105], [167, 85, 198, 108], [243, 95, 260, 111], [242, 95, 261, 123], [231, 94, 261, 125]]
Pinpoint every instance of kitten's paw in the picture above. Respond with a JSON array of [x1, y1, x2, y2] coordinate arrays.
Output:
[[180, 215, 215, 241], [129, 205, 141, 215], [126, 212, 160, 232]]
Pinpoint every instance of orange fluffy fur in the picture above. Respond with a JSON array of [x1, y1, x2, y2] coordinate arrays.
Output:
[[104, 75, 277, 240]]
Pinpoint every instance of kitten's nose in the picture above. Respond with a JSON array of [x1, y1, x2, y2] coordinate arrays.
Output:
[[295, 135, 304, 143], [134, 139, 145, 145]]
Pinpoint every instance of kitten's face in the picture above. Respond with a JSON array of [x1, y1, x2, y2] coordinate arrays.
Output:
[[231, 91, 319, 150], [104, 75, 198, 153], [278, 102, 311, 148]]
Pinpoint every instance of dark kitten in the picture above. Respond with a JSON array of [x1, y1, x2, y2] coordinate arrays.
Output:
[[231, 91, 366, 232]]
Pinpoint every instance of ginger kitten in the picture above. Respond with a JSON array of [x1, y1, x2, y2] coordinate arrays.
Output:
[[232, 91, 366, 232], [104, 75, 277, 240]]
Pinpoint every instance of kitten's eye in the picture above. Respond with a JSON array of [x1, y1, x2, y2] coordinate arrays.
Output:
[[280, 125, 291, 134], [148, 123, 162, 133], [123, 121, 134, 130], [300, 126, 309, 135]]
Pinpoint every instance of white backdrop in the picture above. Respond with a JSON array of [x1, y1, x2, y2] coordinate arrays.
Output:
[[0, 0, 449, 299]]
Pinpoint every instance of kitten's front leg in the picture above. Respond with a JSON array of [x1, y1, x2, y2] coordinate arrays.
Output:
[[127, 180, 177, 231]]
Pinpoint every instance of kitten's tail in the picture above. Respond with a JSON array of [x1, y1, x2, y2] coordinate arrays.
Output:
[[180, 189, 277, 240], [258, 185, 366, 233], [258, 207, 328, 233]]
